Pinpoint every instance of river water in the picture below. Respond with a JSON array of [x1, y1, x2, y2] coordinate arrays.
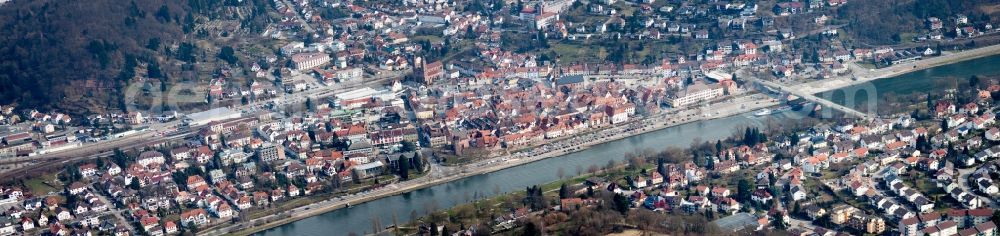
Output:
[[823, 54, 1000, 111], [259, 54, 1000, 236]]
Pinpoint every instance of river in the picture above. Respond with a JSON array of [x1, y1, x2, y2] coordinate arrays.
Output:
[[823, 54, 1000, 111], [258, 54, 1000, 236]]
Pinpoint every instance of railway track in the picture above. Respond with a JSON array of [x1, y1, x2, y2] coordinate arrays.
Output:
[[0, 131, 198, 180], [0, 72, 406, 181]]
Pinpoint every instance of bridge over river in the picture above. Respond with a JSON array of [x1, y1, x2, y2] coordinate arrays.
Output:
[[750, 77, 875, 120]]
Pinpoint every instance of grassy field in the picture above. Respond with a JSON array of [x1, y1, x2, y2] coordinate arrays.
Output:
[[411, 35, 444, 43], [551, 42, 602, 63], [248, 197, 315, 219], [24, 173, 61, 196], [899, 33, 918, 44], [550, 34, 684, 65]]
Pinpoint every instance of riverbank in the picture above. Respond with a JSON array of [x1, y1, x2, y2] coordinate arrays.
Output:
[[208, 93, 779, 236], [797, 43, 1000, 95], [391, 157, 653, 235]]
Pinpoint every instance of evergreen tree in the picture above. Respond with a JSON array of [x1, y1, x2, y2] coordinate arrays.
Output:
[[916, 135, 928, 151], [305, 97, 315, 111], [715, 140, 723, 154], [465, 25, 476, 39], [926, 92, 934, 109], [219, 46, 239, 64], [147, 38, 161, 50], [693, 153, 704, 167], [512, 0, 523, 15], [147, 60, 163, 78], [947, 143, 955, 158], [755, 128, 767, 144], [656, 158, 665, 176], [177, 43, 197, 63], [535, 30, 549, 48], [768, 172, 777, 186], [706, 156, 715, 170], [743, 128, 753, 146], [737, 178, 753, 202], [559, 183, 571, 199], [412, 155, 424, 173], [523, 186, 546, 210], [612, 193, 631, 215], [155, 5, 171, 22], [212, 151, 223, 169], [400, 140, 416, 152], [112, 148, 130, 168], [774, 214, 787, 230], [521, 222, 542, 236], [63, 165, 82, 183], [398, 155, 411, 180]]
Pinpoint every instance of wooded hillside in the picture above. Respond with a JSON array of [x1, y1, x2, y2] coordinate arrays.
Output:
[[836, 0, 1000, 45], [0, 0, 272, 115], [0, 0, 193, 114]]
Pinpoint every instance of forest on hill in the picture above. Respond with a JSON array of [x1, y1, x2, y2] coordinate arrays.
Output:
[[836, 0, 1000, 45], [0, 0, 271, 116]]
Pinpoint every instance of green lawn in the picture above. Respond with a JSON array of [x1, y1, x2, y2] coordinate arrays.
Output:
[[614, 2, 637, 16], [551, 42, 601, 63], [411, 35, 443, 43], [24, 173, 61, 196], [856, 62, 877, 69], [248, 197, 318, 219], [898, 33, 918, 43]]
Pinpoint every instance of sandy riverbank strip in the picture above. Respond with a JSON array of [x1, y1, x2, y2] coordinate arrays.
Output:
[[798, 43, 1000, 95]]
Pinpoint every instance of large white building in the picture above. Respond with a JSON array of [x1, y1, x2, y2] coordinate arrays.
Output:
[[257, 143, 285, 163], [354, 161, 385, 179], [668, 82, 724, 107], [334, 87, 400, 109], [541, 0, 576, 13], [184, 107, 241, 126], [535, 12, 559, 30], [280, 41, 305, 55], [137, 151, 166, 167], [606, 104, 636, 124], [328, 67, 363, 82], [291, 52, 330, 70], [126, 112, 145, 125]]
